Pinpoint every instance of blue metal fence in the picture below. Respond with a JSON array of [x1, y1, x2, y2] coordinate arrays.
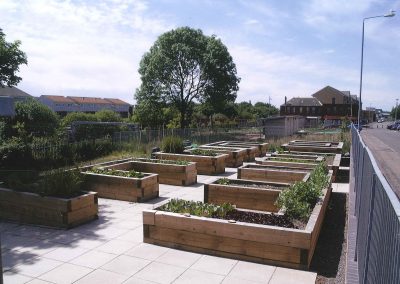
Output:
[[351, 126, 400, 284]]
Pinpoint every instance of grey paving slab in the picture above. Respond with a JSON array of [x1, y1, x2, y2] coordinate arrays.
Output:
[[133, 261, 186, 284], [38, 263, 92, 284], [7, 257, 63, 278], [2, 271, 33, 284], [101, 255, 151, 277], [155, 248, 202, 268], [332, 182, 349, 193], [190, 255, 238, 276], [172, 268, 224, 284], [124, 243, 169, 261], [26, 279, 53, 284], [94, 239, 140, 255], [269, 267, 317, 284], [70, 250, 118, 269], [42, 245, 89, 262], [227, 261, 275, 283], [1, 167, 318, 284], [73, 268, 129, 284]]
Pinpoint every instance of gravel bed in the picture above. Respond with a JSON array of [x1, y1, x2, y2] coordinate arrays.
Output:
[[221, 182, 285, 190], [311, 192, 347, 283]]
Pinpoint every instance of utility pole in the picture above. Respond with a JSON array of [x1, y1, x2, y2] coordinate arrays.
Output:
[[268, 96, 271, 105]]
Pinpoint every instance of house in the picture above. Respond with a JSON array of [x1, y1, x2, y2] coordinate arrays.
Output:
[[280, 86, 359, 127], [38, 95, 131, 118], [0, 86, 33, 117]]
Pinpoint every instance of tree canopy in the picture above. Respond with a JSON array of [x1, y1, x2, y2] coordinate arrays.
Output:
[[135, 27, 240, 128], [0, 29, 27, 87]]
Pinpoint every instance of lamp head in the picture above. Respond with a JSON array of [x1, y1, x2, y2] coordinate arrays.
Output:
[[384, 10, 396, 17]]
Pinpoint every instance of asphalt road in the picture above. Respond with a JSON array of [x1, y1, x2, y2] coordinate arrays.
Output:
[[360, 122, 400, 199]]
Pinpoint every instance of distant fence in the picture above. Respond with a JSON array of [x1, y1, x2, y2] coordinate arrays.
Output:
[[112, 126, 267, 145], [351, 125, 400, 283]]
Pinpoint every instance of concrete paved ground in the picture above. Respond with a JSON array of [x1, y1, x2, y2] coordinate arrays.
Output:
[[1, 167, 317, 284], [361, 122, 400, 199]]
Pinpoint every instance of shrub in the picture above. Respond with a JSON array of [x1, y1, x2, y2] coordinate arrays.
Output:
[[276, 163, 329, 221], [216, 178, 230, 185], [38, 168, 85, 198], [0, 137, 33, 169], [162, 136, 184, 153]]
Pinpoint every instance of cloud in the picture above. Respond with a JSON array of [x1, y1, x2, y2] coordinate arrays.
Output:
[[0, 0, 174, 103]]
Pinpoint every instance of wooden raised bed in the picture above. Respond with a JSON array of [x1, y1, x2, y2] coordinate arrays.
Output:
[[143, 172, 333, 269], [0, 188, 98, 228], [101, 159, 197, 186], [191, 147, 246, 167], [257, 160, 317, 170], [201, 144, 257, 162], [82, 171, 159, 202], [208, 141, 269, 157], [282, 141, 343, 154], [238, 164, 310, 183], [204, 179, 289, 212], [154, 152, 228, 175]]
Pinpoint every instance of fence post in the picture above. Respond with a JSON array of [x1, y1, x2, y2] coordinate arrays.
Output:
[[363, 173, 377, 284]]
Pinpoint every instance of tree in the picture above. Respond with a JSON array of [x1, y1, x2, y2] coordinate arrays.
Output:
[[0, 29, 27, 87], [95, 109, 122, 122], [14, 98, 59, 136], [253, 102, 279, 118], [136, 27, 240, 129]]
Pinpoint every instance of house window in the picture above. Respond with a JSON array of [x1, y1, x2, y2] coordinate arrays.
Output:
[[299, 107, 303, 114], [292, 107, 295, 114], [311, 107, 316, 114], [332, 98, 336, 105]]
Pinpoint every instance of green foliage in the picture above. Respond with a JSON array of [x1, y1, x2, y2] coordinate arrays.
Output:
[[190, 148, 217, 156], [270, 157, 317, 164], [159, 198, 235, 218], [3, 168, 85, 198], [134, 158, 189, 166], [0, 137, 32, 169], [61, 112, 97, 127], [95, 109, 122, 122], [38, 168, 85, 198], [276, 163, 329, 221], [14, 98, 59, 136], [161, 136, 184, 153], [268, 144, 284, 153], [136, 27, 240, 129], [90, 168, 144, 178], [0, 29, 27, 87], [216, 178, 230, 185]]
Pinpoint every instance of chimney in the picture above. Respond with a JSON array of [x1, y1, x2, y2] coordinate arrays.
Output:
[[285, 96, 287, 105]]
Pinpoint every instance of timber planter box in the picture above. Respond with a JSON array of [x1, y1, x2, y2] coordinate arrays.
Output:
[[202, 144, 258, 162], [204, 179, 289, 212], [0, 188, 98, 229], [282, 141, 343, 154], [208, 141, 269, 157], [154, 152, 228, 175], [257, 160, 317, 170], [83, 171, 159, 202], [102, 159, 197, 186], [190, 147, 246, 167], [143, 172, 333, 269], [238, 164, 310, 183]]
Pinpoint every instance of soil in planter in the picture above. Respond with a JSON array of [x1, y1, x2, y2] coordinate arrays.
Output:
[[213, 210, 303, 229], [218, 181, 285, 190]]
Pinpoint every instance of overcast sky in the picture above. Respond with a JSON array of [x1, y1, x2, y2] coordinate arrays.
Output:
[[1, 0, 399, 110]]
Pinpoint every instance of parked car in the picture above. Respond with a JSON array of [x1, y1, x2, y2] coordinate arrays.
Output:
[[387, 121, 400, 130]]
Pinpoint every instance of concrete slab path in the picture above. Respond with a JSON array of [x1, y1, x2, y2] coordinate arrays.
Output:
[[1, 168, 317, 284]]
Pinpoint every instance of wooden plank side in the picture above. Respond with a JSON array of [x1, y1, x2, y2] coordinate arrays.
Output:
[[147, 225, 301, 264], [153, 212, 310, 248]]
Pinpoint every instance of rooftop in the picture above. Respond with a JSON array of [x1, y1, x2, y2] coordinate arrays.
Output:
[[283, 97, 322, 107], [0, 86, 32, 98]]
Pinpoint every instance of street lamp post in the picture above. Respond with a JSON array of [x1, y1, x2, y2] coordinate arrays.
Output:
[[357, 10, 395, 131]]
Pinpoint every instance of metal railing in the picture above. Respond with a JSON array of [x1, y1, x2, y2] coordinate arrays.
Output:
[[351, 125, 400, 283]]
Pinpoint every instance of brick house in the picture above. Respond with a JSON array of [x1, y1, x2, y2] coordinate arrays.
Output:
[[280, 86, 359, 126], [38, 95, 131, 118]]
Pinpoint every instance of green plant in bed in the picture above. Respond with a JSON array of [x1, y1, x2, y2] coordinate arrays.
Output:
[[159, 199, 234, 218], [276, 163, 329, 221], [190, 149, 217, 156], [90, 168, 144, 178], [216, 178, 230, 185]]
